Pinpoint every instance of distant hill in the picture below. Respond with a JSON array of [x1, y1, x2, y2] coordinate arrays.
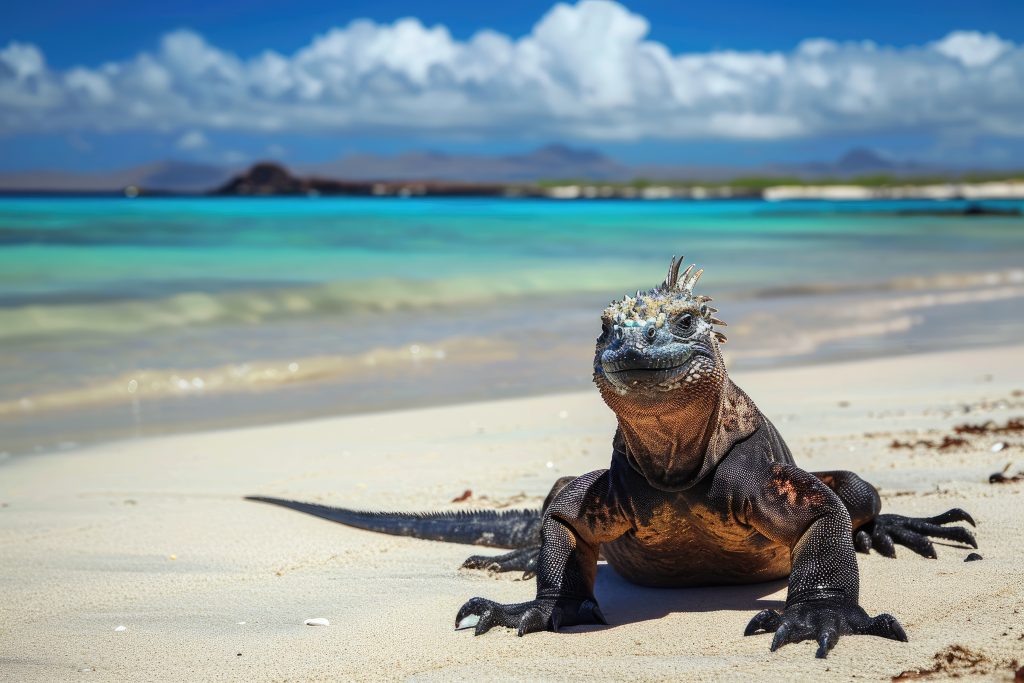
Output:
[[0, 161, 236, 194], [304, 144, 951, 183], [300, 144, 633, 183], [771, 147, 933, 179]]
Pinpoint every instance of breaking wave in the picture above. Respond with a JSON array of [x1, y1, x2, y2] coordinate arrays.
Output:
[[0, 336, 517, 416]]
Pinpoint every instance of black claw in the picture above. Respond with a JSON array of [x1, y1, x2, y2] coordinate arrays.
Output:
[[872, 528, 897, 557], [854, 529, 872, 553], [887, 526, 937, 559], [770, 623, 790, 652], [752, 600, 906, 657], [462, 547, 541, 575], [517, 607, 546, 637], [857, 613, 908, 642], [902, 519, 978, 548], [866, 510, 979, 558], [455, 597, 489, 628], [744, 609, 782, 636], [457, 595, 606, 637], [943, 525, 977, 548], [815, 629, 837, 659], [924, 508, 975, 527]]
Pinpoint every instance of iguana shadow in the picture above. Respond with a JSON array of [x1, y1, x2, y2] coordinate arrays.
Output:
[[584, 562, 786, 630]]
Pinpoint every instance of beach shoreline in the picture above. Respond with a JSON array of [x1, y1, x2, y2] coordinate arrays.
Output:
[[5, 263, 1024, 459], [1, 343, 1022, 681]]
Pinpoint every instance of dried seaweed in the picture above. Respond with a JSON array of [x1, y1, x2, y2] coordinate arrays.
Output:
[[954, 417, 1024, 435], [890, 436, 969, 451], [892, 645, 1015, 680]]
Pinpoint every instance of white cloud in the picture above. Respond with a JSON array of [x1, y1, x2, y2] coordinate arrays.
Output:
[[175, 129, 208, 150], [932, 31, 1012, 68], [1, 0, 1022, 141]]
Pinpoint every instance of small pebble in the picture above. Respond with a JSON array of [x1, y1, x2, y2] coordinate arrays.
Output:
[[168, 554, 177, 560], [114, 625, 126, 632], [964, 553, 983, 562], [304, 618, 330, 627], [991, 442, 1006, 453]]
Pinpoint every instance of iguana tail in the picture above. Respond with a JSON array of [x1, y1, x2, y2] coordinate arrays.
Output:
[[244, 496, 542, 548]]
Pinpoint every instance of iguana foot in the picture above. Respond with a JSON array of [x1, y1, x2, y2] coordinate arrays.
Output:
[[455, 596, 607, 636], [854, 508, 976, 558], [461, 546, 540, 578], [745, 598, 907, 658]]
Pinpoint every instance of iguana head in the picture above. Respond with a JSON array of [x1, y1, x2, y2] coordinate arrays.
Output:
[[593, 255, 734, 489], [594, 255, 727, 400]]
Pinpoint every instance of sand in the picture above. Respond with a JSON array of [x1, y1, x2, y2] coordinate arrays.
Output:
[[1, 345, 1023, 682]]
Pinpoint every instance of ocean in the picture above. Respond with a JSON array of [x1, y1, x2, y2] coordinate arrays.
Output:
[[1, 196, 1023, 456]]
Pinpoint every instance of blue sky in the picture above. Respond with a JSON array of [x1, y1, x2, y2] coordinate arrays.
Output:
[[2, 0, 1023, 171]]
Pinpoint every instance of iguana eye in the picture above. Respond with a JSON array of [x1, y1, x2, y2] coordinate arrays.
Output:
[[679, 314, 693, 329]]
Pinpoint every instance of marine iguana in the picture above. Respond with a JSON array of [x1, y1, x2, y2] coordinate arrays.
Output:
[[247, 255, 977, 658]]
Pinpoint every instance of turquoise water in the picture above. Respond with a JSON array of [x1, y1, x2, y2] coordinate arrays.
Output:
[[3, 197, 1023, 304], [1, 196, 1023, 454]]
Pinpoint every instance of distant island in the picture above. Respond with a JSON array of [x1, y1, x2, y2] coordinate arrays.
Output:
[[201, 161, 1024, 205], [1, 145, 1022, 203], [211, 162, 542, 198]]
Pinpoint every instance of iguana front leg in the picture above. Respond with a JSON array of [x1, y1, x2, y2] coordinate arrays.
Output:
[[813, 470, 977, 558], [738, 463, 908, 657], [455, 470, 629, 635]]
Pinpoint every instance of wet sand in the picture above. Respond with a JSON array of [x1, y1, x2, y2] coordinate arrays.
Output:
[[1, 345, 1023, 681]]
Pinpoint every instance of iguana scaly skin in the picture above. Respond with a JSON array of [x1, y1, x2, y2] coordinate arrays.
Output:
[[248, 255, 977, 658]]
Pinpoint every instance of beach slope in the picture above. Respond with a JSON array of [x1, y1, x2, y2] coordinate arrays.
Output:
[[1, 346, 1023, 681]]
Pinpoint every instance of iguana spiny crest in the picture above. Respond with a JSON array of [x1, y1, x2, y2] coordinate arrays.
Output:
[[600, 255, 728, 346]]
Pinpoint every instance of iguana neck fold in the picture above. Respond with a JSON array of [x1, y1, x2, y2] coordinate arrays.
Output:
[[614, 378, 760, 491]]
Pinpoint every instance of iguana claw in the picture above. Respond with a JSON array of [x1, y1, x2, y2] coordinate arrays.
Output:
[[455, 596, 606, 636], [854, 508, 977, 559], [745, 598, 907, 658], [461, 546, 540, 578]]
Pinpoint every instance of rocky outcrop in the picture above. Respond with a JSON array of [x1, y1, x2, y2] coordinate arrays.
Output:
[[211, 162, 541, 197]]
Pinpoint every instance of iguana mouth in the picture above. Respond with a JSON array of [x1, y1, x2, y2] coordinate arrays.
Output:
[[605, 364, 687, 379], [602, 355, 692, 374], [602, 348, 699, 390]]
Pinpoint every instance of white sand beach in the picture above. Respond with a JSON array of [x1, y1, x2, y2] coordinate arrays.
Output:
[[1, 345, 1023, 682]]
